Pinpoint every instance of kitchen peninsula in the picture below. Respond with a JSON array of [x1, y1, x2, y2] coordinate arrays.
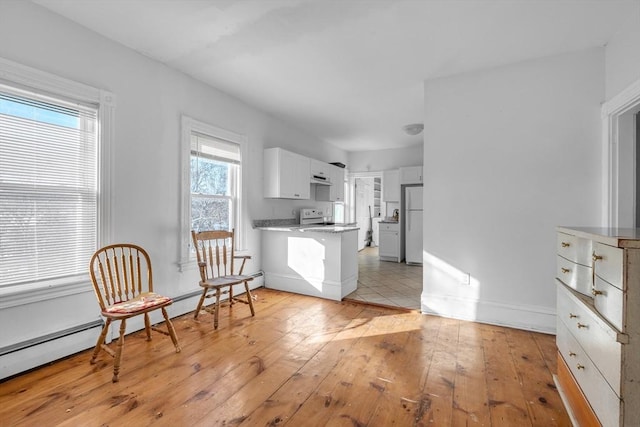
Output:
[[254, 220, 359, 301]]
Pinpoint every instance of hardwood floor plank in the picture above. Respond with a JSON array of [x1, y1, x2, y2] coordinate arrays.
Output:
[[0, 289, 570, 427], [482, 326, 533, 426], [504, 328, 570, 427], [451, 319, 492, 426]]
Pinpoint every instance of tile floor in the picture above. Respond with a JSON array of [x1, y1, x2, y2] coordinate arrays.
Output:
[[344, 246, 422, 310]]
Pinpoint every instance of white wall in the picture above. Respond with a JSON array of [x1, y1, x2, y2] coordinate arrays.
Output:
[[605, 3, 640, 100], [348, 144, 423, 172], [422, 49, 604, 333], [0, 1, 347, 378]]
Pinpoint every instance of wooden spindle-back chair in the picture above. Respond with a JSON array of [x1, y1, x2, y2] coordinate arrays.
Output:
[[89, 244, 180, 382], [191, 229, 255, 329]]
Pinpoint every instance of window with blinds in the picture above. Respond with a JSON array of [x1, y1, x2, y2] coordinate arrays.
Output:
[[190, 132, 240, 233], [0, 86, 98, 288]]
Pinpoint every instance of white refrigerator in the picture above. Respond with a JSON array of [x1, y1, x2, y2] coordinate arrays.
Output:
[[404, 186, 423, 265]]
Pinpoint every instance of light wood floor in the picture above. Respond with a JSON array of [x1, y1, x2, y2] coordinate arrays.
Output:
[[0, 289, 570, 426]]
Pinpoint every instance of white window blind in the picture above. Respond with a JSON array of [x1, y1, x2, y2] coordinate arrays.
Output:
[[0, 86, 98, 288]]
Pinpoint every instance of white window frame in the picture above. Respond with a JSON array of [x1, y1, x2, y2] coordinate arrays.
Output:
[[180, 116, 247, 271], [0, 57, 114, 308]]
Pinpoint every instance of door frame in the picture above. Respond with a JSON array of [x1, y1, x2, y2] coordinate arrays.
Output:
[[603, 78, 640, 228]]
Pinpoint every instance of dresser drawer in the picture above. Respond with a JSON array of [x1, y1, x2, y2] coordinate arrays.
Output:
[[557, 281, 622, 394], [556, 255, 592, 296], [593, 242, 624, 290], [556, 320, 621, 427], [557, 232, 592, 266], [593, 275, 625, 332]]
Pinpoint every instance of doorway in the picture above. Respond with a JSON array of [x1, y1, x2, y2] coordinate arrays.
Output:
[[603, 80, 640, 228]]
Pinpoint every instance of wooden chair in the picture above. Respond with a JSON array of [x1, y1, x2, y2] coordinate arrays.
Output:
[[88, 244, 181, 382], [191, 229, 255, 329]]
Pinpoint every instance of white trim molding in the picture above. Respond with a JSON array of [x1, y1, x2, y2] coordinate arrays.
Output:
[[602, 78, 640, 228], [421, 293, 557, 334], [0, 56, 114, 307], [179, 115, 248, 271]]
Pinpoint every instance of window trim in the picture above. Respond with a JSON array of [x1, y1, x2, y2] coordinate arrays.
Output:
[[0, 56, 114, 306], [180, 116, 247, 271]]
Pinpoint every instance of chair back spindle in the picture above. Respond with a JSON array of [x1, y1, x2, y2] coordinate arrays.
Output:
[[90, 244, 153, 310]]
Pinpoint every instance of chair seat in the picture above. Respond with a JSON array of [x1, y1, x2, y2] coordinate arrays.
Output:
[[104, 292, 172, 315], [202, 274, 253, 288]]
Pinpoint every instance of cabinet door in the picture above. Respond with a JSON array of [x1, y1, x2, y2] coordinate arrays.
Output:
[[289, 151, 311, 199], [400, 166, 423, 184], [264, 148, 310, 199], [383, 169, 400, 202], [333, 167, 345, 201], [379, 230, 399, 258]]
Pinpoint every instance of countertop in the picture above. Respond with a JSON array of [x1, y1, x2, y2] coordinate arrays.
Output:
[[379, 220, 399, 224], [256, 224, 359, 234], [253, 219, 358, 233]]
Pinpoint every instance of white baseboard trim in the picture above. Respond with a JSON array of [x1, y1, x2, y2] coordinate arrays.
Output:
[[421, 293, 556, 334], [1, 324, 101, 380], [264, 272, 356, 301]]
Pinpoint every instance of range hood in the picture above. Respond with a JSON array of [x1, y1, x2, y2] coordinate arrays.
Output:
[[311, 174, 332, 185]]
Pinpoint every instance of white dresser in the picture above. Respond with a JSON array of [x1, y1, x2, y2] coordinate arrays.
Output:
[[555, 227, 640, 427]]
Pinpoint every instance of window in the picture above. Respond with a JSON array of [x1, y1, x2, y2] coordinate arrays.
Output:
[[0, 57, 113, 302], [180, 116, 246, 268], [190, 132, 240, 232]]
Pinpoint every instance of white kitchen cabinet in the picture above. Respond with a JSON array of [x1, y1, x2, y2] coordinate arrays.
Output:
[[400, 166, 423, 184], [316, 164, 345, 202], [555, 227, 640, 427], [382, 169, 400, 202], [378, 222, 400, 262], [263, 148, 310, 199]]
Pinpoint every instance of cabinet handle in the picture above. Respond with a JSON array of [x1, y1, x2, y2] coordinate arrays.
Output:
[[294, 194, 300, 197], [569, 351, 576, 357], [561, 268, 570, 274], [576, 364, 585, 370], [592, 252, 603, 262], [592, 289, 603, 296], [561, 242, 570, 248], [569, 313, 577, 319], [577, 323, 588, 329]]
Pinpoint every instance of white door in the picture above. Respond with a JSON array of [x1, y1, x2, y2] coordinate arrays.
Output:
[[355, 178, 372, 250]]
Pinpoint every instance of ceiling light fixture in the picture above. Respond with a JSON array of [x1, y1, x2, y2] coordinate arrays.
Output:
[[402, 123, 424, 136]]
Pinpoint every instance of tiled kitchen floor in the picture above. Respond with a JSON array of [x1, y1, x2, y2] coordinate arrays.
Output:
[[344, 246, 422, 310]]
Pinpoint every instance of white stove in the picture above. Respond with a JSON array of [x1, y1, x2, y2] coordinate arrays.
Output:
[[300, 208, 326, 226]]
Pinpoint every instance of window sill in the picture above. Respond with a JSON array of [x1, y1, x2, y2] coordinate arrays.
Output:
[[0, 275, 93, 309]]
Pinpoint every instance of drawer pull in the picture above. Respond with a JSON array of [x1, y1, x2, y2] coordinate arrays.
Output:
[[569, 351, 576, 357], [561, 242, 570, 248], [577, 323, 588, 329], [561, 268, 571, 274], [569, 313, 577, 319], [592, 289, 603, 296], [592, 252, 603, 262], [576, 364, 585, 370]]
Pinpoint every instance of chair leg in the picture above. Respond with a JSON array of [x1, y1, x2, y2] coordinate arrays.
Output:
[[162, 307, 181, 353], [144, 313, 152, 341], [244, 281, 255, 317], [229, 284, 234, 306], [91, 318, 111, 364], [112, 319, 127, 382], [214, 288, 222, 329], [194, 287, 207, 319]]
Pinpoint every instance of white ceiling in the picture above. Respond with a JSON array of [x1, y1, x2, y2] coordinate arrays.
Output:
[[33, 0, 636, 152]]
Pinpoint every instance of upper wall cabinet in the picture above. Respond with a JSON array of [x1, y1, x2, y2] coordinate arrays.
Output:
[[264, 147, 310, 199], [383, 169, 400, 202], [316, 164, 345, 202], [400, 166, 423, 184]]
